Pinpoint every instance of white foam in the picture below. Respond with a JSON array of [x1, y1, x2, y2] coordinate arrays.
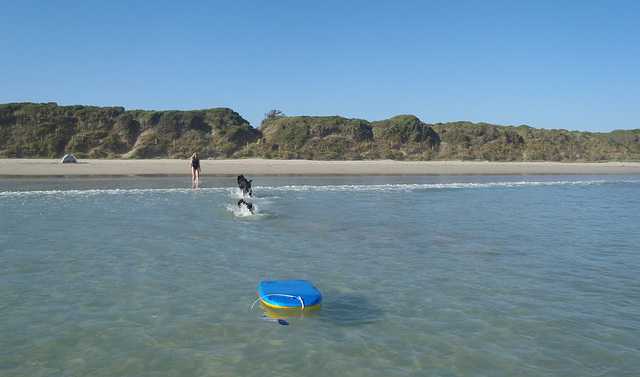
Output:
[[225, 202, 261, 218], [2, 178, 638, 198], [263, 179, 633, 194]]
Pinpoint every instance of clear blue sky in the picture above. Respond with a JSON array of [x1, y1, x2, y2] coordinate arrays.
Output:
[[2, 0, 639, 132]]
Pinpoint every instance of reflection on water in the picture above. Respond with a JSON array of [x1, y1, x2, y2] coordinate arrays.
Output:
[[319, 294, 383, 327], [255, 303, 322, 323], [253, 294, 383, 327]]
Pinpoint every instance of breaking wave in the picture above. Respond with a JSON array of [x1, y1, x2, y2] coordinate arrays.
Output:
[[1, 177, 638, 198]]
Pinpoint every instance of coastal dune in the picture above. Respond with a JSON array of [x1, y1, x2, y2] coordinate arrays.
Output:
[[1, 159, 640, 177]]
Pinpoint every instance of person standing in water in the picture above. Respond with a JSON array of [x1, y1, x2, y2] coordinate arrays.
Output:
[[190, 153, 201, 182]]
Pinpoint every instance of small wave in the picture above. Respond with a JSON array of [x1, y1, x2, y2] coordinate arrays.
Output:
[[264, 179, 637, 193], [2, 178, 637, 198], [0, 187, 227, 198]]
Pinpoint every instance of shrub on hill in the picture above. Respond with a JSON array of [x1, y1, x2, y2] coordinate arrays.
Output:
[[1, 102, 639, 161]]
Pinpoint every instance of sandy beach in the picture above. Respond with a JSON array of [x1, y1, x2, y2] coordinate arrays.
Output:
[[1, 159, 640, 177]]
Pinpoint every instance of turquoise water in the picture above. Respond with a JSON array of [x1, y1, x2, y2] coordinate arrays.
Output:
[[1, 175, 639, 376]]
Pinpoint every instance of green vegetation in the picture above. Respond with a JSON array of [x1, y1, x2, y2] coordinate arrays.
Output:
[[1, 102, 639, 161], [432, 122, 640, 161], [249, 116, 373, 160], [370, 115, 440, 160], [0, 103, 260, 159]]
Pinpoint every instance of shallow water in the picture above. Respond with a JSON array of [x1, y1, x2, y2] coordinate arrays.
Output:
[[1, 175, 639, 376]]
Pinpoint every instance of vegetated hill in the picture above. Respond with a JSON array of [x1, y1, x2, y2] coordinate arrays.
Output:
[[1, 102, 639, 161], [250, 116, 374, 160], [432, 122, 640, 161], [0, 102, 260, 159], [370, 115, 440, 160]]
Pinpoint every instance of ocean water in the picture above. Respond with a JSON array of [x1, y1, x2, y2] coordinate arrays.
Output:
[[1, 174, 639, 377]]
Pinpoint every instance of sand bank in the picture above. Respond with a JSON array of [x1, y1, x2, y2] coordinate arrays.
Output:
[[1, 159, 639, 177]]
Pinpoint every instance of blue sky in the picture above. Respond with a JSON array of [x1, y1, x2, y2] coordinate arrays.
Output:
[[1, 0, 639, 132]]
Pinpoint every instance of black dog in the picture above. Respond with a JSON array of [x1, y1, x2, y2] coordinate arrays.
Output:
[[237, 174, 253, 197], [237, 199, 254, 214]]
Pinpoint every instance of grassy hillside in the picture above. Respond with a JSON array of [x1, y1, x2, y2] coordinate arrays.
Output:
[[0, 103, 260, 159], [432, 122, 640, 161], [249, 116, 374, 160], [370, 115, 440, 160], [1, 102, 639, 161]]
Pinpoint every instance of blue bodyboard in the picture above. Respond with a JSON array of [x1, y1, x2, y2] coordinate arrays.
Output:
[[259, 280, 322, 309]]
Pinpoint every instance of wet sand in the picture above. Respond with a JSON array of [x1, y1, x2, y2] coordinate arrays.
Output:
[[1, 159, 639, 177]]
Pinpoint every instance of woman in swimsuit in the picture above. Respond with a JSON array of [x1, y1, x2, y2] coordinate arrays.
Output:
[[190, 153, 201, 182]]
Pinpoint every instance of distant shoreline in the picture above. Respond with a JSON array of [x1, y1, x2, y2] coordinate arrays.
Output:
[[1, 159, 640, 178]]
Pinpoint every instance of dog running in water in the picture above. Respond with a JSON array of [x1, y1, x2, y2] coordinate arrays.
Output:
[[237, 174, 253, 197], [237, 199, 254, 214]]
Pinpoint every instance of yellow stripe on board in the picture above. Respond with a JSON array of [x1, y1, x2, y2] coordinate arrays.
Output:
[[260, 299, 321, 309]]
